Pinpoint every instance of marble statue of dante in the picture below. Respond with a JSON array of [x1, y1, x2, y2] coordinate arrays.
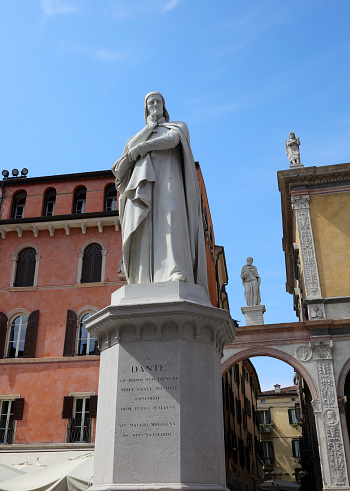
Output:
[[241, 257, 261, 306], [112, 92, 207, 288], [285, 132, 301, 166]]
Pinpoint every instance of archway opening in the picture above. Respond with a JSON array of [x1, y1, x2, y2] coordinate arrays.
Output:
[[221, 355, 322, 491]]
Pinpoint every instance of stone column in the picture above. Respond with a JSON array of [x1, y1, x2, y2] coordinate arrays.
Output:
[[310, 339, 350, 490], [291, 194, 326, 320], [86, 282, 235, 491]]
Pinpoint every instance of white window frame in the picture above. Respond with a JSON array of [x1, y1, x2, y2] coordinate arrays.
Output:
[[76, 306, 98, 356], [76, 240, 107, 284], [5, 309, 30, 359], [10, 243, 41, 288], [67, 392, 95, 444]]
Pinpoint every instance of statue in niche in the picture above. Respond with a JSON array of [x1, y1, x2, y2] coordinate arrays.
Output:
[[241, 257, 261, 306], [285, 132, 301, 167], [112, 92, 207, 288]]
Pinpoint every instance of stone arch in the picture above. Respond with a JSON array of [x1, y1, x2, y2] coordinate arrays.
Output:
[[222, 346, 319, 400]]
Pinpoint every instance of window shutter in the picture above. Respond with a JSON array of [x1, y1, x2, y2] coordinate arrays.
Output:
[[81, 244, 102, 283], [23, 310, 39, 358], [13, 398, 25, 420], [0, 312, 8, 359], [15, 248, 36, 287], [89, 395, 98, 418], [63, 310, 77, 357], [266, 409, 271, 424], [62, 396, 74, 419], [92, 254, 102, 282]]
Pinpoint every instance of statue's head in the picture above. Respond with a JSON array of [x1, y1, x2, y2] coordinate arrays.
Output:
[[289, 132, 295, 139], [247, 257, 253, 265], [144, 91, 170, 123]]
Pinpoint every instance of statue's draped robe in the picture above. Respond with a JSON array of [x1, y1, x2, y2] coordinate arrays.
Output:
[[112, 121, 207, 288], [241, 265, 261, 306]]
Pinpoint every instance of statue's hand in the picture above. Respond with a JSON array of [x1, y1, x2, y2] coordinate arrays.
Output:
[[128, 145, 141, 162], [147, 114, 157, 128]]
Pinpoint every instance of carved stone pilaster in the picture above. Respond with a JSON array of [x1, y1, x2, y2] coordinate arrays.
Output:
[[291, 195, 323, 302], [310, 340, 349, 487]]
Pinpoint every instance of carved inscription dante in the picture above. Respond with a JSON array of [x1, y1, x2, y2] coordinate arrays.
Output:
[[116, 357, 180, 442]]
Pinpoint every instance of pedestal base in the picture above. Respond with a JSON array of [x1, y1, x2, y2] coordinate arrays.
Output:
[[86, 282, 235, 491], [241, 305, 266, 326]]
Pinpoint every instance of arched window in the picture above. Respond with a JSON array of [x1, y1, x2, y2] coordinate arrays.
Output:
[[15, 248, 36, 287], [81, 243, 102, 283], [104, 184, 117, 211], [43, 189, 56, 217], [77, 312, 97, 356], [11, 191, 27, 219], [7, 314, 28, 358], [73, 187, 86, 214]]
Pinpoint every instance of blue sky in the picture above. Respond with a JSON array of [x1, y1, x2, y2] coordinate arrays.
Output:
[[1, 0, 349, 390]]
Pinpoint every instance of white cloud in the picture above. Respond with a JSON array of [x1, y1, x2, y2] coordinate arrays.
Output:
[[40, 0, 81, 16], [107, 0, 181, 20], [60, 43, 127, 63]]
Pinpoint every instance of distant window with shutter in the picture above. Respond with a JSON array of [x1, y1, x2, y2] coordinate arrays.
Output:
[[258, 409, 271, 424], [7, 315, 28, 358], [292, 439, 300, 457], [81, 243, 102, 283], [15, 247, 36, 287], [288, 408, 298, 424]]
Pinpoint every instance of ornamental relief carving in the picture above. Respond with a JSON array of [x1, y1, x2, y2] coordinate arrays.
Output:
[[313, 342, 333, 360], [291, 195, 310, 210], [323, 408, 339, 426], [318, 361, 336, 408], [296, 345, 312, 362], [294, 208, 321, 298], [326, 425, 347, 485]]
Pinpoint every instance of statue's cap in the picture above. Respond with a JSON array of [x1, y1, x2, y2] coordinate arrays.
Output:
[[144, 91, 170, 123]]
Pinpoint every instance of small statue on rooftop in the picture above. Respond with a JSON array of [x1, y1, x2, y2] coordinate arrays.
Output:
[[286, 132, 301, 167], [241, 257, 261, 306]]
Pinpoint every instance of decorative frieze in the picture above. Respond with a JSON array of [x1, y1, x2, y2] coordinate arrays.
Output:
[[291, 195, 322, 300]]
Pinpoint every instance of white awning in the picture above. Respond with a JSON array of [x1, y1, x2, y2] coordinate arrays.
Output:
[[0, 464, 26, 483], [0, 455, 93, 491]]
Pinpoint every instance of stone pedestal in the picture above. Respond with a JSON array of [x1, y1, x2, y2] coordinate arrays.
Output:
[[86, 282, 235, 491], [241, 305, 265, 326]]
